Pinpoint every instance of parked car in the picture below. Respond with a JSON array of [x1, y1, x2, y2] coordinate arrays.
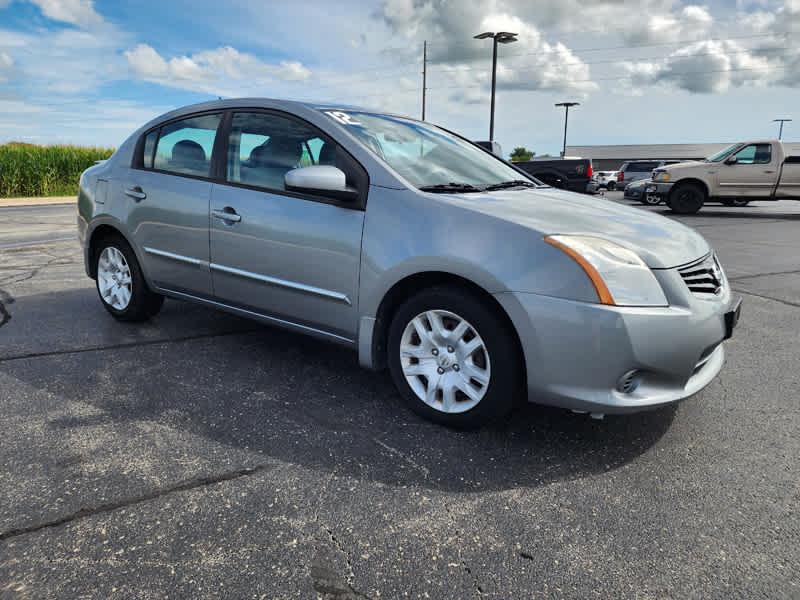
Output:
[[513, 157, 598, 194], [594, 170, 618, 190], [624, 178, 660, 205], [77, 98, 740, 426], [647, 140, 800, 213], [617, 160, 683, 187]]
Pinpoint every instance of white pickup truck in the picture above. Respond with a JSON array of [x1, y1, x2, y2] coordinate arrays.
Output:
[[647, 140, 800, 213]]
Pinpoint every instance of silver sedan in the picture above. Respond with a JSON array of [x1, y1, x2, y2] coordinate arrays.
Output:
[[77, 98, 741, 427]]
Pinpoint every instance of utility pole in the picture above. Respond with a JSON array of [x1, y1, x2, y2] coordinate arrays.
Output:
[[421, 40, 427, 121], [773, 118, 791, 140], [555, 102, 580, 158]]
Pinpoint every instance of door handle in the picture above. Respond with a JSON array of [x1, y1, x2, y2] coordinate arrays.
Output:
[[125, 186, 146, 201], [212, 208, 241, 223], [764, 170, 775, 173]]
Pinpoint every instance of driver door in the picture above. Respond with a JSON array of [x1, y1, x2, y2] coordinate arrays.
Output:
[[717, 143, 778, 198], [209, 110, 366, 340]]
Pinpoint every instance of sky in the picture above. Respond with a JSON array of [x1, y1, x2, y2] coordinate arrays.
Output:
[[1, 0, 799, 156]]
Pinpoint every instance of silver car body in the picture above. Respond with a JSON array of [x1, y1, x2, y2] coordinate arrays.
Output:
[[78, 98, 738, 415]]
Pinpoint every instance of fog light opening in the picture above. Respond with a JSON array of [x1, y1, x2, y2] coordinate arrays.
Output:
[[616, 370, 641, 394]]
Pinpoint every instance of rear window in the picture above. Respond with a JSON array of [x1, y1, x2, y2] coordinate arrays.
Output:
[[153, 113, 222, 178]]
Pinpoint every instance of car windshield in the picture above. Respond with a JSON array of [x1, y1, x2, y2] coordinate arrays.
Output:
[[706, 144, 741, 162], [320, 110, 541, 190]]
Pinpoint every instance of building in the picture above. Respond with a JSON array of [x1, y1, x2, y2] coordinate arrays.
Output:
[[566, 143, 800, 171]]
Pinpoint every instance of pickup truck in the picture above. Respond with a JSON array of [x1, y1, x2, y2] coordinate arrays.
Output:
[[514, 158, 598, 194], [647, 140, 800, 214]]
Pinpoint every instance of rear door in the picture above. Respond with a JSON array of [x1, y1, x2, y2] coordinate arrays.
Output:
[[123, 112, 222, 297], [716, 143, 778, 197], [209, 110, 367, 340]]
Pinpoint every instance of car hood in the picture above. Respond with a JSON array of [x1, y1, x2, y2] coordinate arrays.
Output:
[[663, 160, 707, 172], [438, 187, 710, 269]]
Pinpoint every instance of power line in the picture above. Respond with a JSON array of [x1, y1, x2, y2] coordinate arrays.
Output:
[[425, 47, 799, 75]]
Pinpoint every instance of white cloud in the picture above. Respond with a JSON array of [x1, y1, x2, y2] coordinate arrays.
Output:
[[28, 0, 103, 28], [0, 51, 13, 83], [380, 1, 595, 95], [125, 44, 311, 93], [620, 40, 774, 93]]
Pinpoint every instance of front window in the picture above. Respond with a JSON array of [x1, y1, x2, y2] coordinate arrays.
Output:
[[733, 144, 772, 165], [705, 144, 740, 163], [321, 110, 538, 190]]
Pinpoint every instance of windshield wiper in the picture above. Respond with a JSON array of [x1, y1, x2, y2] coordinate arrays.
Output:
[[483, 180, 538, 191], [418, 182, 482, 193]]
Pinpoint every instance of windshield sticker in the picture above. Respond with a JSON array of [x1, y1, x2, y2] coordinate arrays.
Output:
[[325, 111, 362, 126]]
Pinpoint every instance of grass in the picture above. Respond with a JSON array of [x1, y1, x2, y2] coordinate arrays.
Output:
[[0, 142, 115, 198]]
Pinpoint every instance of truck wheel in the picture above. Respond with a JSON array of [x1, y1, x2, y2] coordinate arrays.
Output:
[[722, 199, 750, 207], [607, 182, 616, 191], [669, 183, 705, 214]]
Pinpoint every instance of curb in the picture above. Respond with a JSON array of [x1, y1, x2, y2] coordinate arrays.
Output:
[[0, 197, 75, 207]]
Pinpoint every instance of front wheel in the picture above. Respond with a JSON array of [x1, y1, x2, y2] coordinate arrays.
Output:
[[95, 235, 164, 321], [640, 192, 661, 206], [669, 183, 705, 214], [387, 287, 521, 428]]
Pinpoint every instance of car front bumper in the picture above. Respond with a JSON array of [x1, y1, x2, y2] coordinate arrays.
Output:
[[624, 186, 644, 200], [494, 272, 739, 414], [647, 181, 674, 198]]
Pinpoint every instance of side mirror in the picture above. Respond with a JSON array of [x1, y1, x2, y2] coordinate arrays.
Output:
[[284, 165, 359, 202], [724, 156, 738, 165]]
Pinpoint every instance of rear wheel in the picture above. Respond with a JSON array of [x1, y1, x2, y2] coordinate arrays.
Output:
[[95, 234, 164, 321], [669, 183, 705, 214], [387, 286, 521, 428], [607, 181, 616, 191]]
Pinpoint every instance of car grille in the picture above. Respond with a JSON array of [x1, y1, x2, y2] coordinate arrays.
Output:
[[678, 253, 724, 296]]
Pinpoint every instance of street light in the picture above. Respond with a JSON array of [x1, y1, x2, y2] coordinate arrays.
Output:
[[555, 102, 580, 158], [773, 118, 792, 140], [474, 31, 518, 142]]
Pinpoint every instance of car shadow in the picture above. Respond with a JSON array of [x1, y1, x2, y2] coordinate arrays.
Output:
[[7, 289, 677, 494]]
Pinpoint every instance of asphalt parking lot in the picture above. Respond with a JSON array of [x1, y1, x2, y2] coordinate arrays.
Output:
[[1, 194, 798, 599]]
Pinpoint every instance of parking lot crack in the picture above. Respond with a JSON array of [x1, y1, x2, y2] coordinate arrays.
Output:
[[0, 463, 271, 543], [730, 269, 800, 281], [443, 500, 487, 597], [733, 288, 800, 308], [0, 329, 259, 363]]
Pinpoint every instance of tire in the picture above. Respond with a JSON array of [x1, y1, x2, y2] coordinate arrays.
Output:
[[387, 286, 521, 428], [641, 192, 661, 206], [722, 199, 750, 207], [95, 234, 164, 321], [669, 183, 705, 214], [607, 181, 616, 191]]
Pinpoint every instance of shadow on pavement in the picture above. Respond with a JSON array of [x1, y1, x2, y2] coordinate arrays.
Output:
[[6, 289, 677, 494]]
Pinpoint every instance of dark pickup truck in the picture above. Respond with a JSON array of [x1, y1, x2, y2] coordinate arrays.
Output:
[[513, 158, 597, 194]]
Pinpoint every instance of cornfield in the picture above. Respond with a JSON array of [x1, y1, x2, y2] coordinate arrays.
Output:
[[0, 142, 115, 198]]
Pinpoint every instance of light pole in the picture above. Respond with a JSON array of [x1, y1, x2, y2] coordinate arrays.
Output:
[[474, 31, 518, 142], [555, 102, 579, 158], [773, 118, 791, 140]]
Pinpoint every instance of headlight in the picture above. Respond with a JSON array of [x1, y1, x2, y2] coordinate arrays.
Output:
[[544, 235, 668, 307], [654, 171, 670, 181]]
